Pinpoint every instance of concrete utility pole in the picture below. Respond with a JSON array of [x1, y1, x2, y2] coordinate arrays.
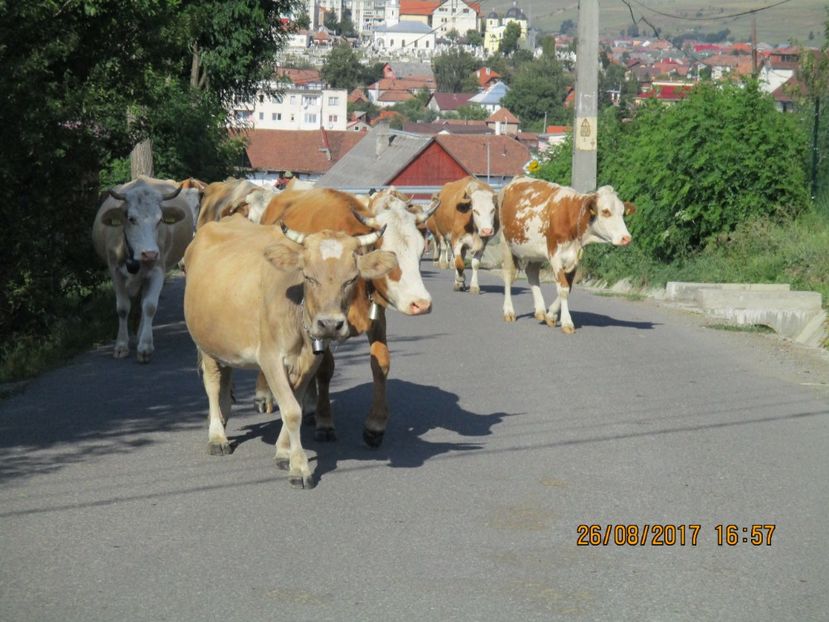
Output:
[[571, 0, 598, 193]]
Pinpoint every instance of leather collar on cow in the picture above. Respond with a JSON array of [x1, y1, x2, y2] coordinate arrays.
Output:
[[122, 231, 141, 274]]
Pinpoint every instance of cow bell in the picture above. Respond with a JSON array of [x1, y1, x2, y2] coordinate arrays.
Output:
[[369, 301, 381, 321], [312, 338, 328, 355]]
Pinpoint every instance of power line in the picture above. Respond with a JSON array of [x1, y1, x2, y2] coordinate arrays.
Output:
[[627, 0, 794, 23]]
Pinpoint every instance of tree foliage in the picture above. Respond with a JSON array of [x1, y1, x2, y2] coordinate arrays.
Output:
[[465, 29, 483, 47], [499, 22, 522, 56], [433, 48, 479, 92], [535, 81, 810, 261], [500, 57, 572, 128], [1, 0, 297, 348], [321, 42, 368, 91]]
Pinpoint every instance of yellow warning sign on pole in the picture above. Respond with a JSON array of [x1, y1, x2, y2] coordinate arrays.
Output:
[[575, 116, 597, 151]]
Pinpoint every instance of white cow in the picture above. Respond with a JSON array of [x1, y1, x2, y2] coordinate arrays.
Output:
[[92, 176, 193, 362]]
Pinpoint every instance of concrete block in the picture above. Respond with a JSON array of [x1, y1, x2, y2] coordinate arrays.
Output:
[[697, 289, 824, 344], [666, 281, 790, 304]]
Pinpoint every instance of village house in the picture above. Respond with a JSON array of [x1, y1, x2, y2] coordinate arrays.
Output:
[[232, 85, 348, 131], [426, 92, 476, 114]]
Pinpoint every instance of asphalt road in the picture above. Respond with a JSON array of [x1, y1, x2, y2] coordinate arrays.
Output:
[[2, 262, 828, 622]]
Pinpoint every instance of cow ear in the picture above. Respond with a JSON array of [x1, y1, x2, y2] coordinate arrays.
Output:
[[161, 205, 186, 225], [101, 206, 125, 227], [264, 242, 303, 272], [623, 201, 637, 216], [585, 195, 599, 216], [357, 250, 398, 280]]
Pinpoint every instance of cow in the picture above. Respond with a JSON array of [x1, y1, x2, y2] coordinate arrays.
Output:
[[91, 175, 193, 362], [427, 176, 498, 294], [259, 186, 437, 447], [183, 215, 397, 488], [178, 177, 207, 227], [196, 179, 278, 228], [499, 178, 635, 333]]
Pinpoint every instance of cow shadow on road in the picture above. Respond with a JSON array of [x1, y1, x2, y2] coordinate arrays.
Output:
[[231, 378, 514, 486], [512, 310, 658, 331]]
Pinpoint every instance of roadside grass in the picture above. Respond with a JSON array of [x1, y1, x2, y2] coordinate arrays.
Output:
[[704, 323, 776, 334], [0, 283, 115, 386], [580, 204, 829, 309]]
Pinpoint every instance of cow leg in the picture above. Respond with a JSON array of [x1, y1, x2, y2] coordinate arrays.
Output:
[[110, 268, 131, 358], [201, 351, 234, 455], [437, 234, 450, 269], [501, 236, 518, 322], [313, 347, 336, 442], [264, 358, 314, 489], [135, 267, 164, 363], [452, 241, 467, 291], [525, 262, 551, 325], [555, 269, 577, 334], [254, 371, 274, 414], [364, 310, 390, 448], [469, 249, 484, 295]]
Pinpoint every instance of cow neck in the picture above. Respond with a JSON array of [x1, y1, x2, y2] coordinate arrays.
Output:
[[366, 278, 390, 310], [297, 295, 327, 354]]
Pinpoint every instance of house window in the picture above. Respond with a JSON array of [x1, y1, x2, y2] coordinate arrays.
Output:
[[289, 95, 296, 104], [414, 40, 418, 48], [258, 94, 264, 103], [425, 40, 430, 48], [463, 7, 469, 11], [328, 96, 339, 106], [290, 114, 295, 122], [328, 114, 338, 122], [304, 113, 317, 123], [272, 113, 280, 120], [389, 38, 394, 47], [258, 112, 264, 120]]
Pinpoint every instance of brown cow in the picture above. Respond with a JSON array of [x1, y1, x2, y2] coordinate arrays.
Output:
[[183, 215, 397, 488], [499, 177, 635, 333], [196, 179, 277, 228], [259, 187, 437, 447], [427, 176, 497, 294]]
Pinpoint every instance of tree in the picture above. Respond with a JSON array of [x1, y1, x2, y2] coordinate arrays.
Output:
[[499, 22, 522, 56], [446, 29, 460, 42], [324, 10, 339, 32], [560, 19, 575, 35], [339, 8, 357, 37], [433, 48, 479, 92], [455, 103, 488, 120], [295, 11, 311, 30], [465, 29, 483, 47], [599, 61, 638, 112], [0, 0, 295, 352], [321, 42, 367, 91], [500, 57, 571, 127], [390, 89, 437, 123]]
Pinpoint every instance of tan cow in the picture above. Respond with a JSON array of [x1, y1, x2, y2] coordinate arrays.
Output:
[[259, 187, 437, 447], [92, 176, 193, 362], [427, 176, 498, 294], [183, 215, 397, 488], [499, 177, 635, 333]]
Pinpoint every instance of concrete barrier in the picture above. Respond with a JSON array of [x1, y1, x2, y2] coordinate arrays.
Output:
[[666, 281, 790, 304]]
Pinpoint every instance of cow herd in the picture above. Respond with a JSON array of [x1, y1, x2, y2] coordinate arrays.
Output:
[[91, 174, 635, 488]]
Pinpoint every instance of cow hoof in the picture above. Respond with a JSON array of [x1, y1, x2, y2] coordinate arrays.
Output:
[[363, 428, 385, 448], [469, 285, 480, 295], [303, 412, 317, 427], [275, 457, 290, 471], [136, 348, 153, 363], [254, 397, 273, 414], [207, 441, 233, 456], [438, 261, 449, 270], [544, 315, 558, 328], [561, 324, 575, 334], [289, 474, 315, 490], [453, 281, 465, 291], [315, 427, 337, 442], [113, 344, 130, 359], [503, 311, 516, 323], [534, 311, 547, 322]]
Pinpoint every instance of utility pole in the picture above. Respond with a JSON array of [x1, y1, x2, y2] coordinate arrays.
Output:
[[571, 0, 598, 193]]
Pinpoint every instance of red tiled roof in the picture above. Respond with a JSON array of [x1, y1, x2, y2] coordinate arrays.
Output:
[[370, 77, 437, 91], [370, 110, 406, 126], [639, 83, 693, 102], [378, 90, 415, 102], [400, 0, 441, 16], [487, 107, 519, 124], [276, 68, 321, 86], [475, 67, 502, 87], [435, 134, 530, 177], [546, 125, 569, 134], [349, 88, 368, 103], [431, 92, 475, 110], [244, 129, 363, 174]]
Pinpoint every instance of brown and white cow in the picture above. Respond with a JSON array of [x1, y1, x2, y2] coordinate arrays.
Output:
[[92, 176, 193, 361], [196, 179, 278, 228], [499, 177, 635, 333], [259, 186, 437, 446], [183, 215, 397, 488], [427, 176, 497, 294]]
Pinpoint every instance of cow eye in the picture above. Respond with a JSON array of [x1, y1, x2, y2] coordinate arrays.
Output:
[[304, 275, 319, 286], [128, 216, 138, 225], [342, 276, 358, 289]]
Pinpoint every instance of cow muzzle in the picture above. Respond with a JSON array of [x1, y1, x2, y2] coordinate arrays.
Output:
[[312, 314, 348, 340], [615, 234, 632, 246], [479, 227, 494, 238], [140, 250, 160, 263], [408, 298, 432, 315]]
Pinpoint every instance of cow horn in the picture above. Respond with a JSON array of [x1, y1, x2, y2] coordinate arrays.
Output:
[[161, 184, 183, 201], [351, 208, 380, 229], [280, 222, 306, 245], [415, 198, 440, 224], [108, 188, 127, 201], [356, 225, 386, 247]]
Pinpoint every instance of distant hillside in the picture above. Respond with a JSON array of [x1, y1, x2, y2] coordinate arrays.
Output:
[[483, 0, 827, 46]]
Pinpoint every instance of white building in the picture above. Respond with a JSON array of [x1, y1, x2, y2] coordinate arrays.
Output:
[[232, 86, 348, 131], [352, 0, 389, 34], [308, 0, 343, 29], [433, 0, 479, 37], [372, 20, 436, 57]]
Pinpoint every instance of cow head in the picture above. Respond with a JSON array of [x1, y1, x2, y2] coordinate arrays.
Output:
[[101, 183, 187, 269], [458, 180, 497, 238], [582, 186, 633, 247], [267, 225, 398, 342], [353, 187, 436, 316]]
